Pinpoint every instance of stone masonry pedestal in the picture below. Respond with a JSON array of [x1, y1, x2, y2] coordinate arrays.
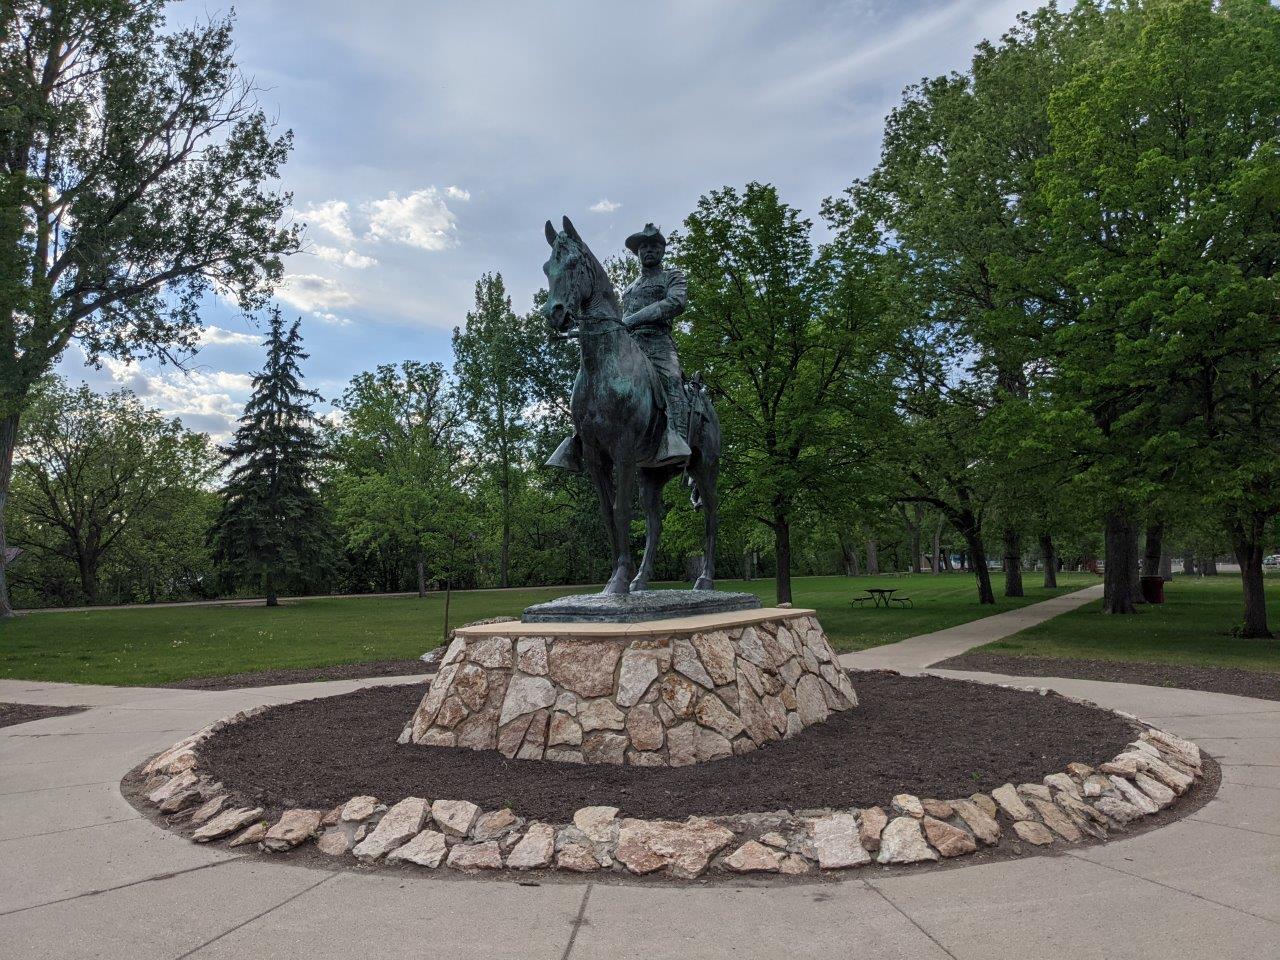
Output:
[[404, 609, 856, 766]]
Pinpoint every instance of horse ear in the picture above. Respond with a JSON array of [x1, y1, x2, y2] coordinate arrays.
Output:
[[562, 215, 582, 243], [544, 220, 557, 246]]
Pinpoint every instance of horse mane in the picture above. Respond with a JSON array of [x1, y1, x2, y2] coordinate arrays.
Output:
[[562, 231, 621, 317]]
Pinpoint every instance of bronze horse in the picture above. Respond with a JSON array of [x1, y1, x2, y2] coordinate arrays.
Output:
[[542, 216, 720, 596]]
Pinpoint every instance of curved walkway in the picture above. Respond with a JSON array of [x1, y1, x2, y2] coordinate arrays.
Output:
[[1, 587, 1276, 959]]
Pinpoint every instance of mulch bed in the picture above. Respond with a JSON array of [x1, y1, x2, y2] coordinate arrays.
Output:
[[161, 659, 429, 691], [0, 702, 87, 729], [934, 652, 1280, 703], [196, 671, 1139, 823]]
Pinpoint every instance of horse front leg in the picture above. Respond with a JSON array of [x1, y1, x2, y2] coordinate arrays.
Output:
[[631, 467, 673, 592], [603, 452, 637, 595], [585, 452, 619, 586]]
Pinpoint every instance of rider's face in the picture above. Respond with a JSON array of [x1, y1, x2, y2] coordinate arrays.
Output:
[[638, 241, 663, 268]]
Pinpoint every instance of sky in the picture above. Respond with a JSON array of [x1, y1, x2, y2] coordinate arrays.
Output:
[[60, 0, 1034, 442]]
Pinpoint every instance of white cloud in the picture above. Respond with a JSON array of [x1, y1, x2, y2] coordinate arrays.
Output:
[[299, 199, 355, 242], [314, 245, 378, 269], [198, 325, 260, 347], [589, 198, 621, 214], [99, 358, 255, 444], [445, 185, 471, 201], [276, 273, 356, 313], [315, 311, 354, 327], [364, 187, 461, 252]]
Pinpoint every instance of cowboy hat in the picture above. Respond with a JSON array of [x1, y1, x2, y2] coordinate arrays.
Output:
[[625, 223, 666, 254]]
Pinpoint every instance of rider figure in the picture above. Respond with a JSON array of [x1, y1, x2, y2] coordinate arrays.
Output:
[[620, 223, 692, 467], [546, 223, 693, 472]]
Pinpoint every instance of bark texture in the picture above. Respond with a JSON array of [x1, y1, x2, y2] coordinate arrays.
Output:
[[1002, 527, 1024, 597], [1102, 511, 1140, 614], [1039, 533, 1057, 589]]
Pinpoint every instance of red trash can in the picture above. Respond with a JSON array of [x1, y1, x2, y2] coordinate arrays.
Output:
[[1140, 575, 1165, 604]]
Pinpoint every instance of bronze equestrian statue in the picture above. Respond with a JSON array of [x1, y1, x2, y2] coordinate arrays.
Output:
[[542, 216, 720, 596]]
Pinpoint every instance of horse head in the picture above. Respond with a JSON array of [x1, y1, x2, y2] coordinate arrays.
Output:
[[542, 216, 614, 333]]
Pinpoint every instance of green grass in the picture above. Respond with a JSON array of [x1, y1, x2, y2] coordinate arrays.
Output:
[[0, 572, 1098, 686], [976, 575, 1280, 673]]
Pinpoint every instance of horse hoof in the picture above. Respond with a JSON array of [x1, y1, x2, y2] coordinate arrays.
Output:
[[693, 577, 714, 591], [602, 575, 631, 596]]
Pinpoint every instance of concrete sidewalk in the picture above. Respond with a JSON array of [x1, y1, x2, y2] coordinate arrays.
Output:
[[1, 588, 1276, 959]]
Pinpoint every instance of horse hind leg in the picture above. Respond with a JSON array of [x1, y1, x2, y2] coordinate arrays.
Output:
[[631, 467, 676, 592], [691, 457, 719, 591]]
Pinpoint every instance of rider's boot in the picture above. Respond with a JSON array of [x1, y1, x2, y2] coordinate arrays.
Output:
[[546, 433, 584, 472], [650, 428, 691, 468]]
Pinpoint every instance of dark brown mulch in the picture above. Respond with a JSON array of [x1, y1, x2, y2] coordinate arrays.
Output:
[[934, 652, 1280, 703], [0, 702, 87, 729], [196, 671, 1139, 823], [161, 659, 430, 691]]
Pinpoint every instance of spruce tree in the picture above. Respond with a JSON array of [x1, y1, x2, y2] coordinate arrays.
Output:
[[210, 309, 331, 605]]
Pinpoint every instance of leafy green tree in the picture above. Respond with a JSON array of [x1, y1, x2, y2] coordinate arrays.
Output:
[[0, 1, 297, 616], [209, 309, 331, 606], [109, 485, 219, 603], [10, 378, 215, 603], [827, 5, 1102, 604], [330, 361, 471, 596], [452, 274, 540, 587], [676, 182, 892, 603], [1044, 0, 1280, 634]]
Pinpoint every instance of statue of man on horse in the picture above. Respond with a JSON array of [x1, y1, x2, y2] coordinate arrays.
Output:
[[541, 216, 721, 597]]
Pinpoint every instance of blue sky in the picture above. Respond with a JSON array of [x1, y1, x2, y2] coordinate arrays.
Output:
[[60, 0, 1032, 441]]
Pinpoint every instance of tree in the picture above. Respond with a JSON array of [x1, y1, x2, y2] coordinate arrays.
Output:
[[0, 1, 297, 615], [10, 377, 214, 603], [330, 361, 471, 596], [209, 309, 330, 605], [452, 274, 539, 588], [1044, 0, 1280, 634], [676, 182, 892, 603], [828, 5, 1105, 604]]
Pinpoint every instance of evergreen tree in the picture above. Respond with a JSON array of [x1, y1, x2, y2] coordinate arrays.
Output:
[[210, 309, 331, 605]]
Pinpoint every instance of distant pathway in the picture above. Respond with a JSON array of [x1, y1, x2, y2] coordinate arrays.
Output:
[[1, 585, 1276, 959], [838, 582, 1105, 673]]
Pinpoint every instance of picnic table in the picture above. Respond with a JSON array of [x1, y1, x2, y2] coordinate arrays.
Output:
[[851, 587, 913, 608]]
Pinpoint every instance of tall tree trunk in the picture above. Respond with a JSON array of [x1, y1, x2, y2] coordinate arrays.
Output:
[[1039, 533, 1058, 589], [77, 551, 99, 605], [0, 412, 18, 617], [1183, 554, 1196, 577], [1160, 552, 1172, 581], [1143, 523, 1164, 579], [866, 540, 879, 576], [1202, 556, 1218, 576], [1002, 527, 1024, 597], [774, 514, 793, 604], [264, 569, 278, 607], [931, 520, 942, 575], [416, 555, 427, 598], [1229, 517, 1273, 639], [967, 535, 995, 604], [1103, 510, 1140, 614], [950, 508, 994, 604], [909, 505, 923, 574]]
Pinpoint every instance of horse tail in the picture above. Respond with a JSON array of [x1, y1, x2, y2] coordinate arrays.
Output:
[[684, 374, 719, 511]]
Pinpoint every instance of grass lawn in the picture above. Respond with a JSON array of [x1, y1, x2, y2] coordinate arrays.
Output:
[[974, 575, 1280, 673], [0, 572, 1097, 686]]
